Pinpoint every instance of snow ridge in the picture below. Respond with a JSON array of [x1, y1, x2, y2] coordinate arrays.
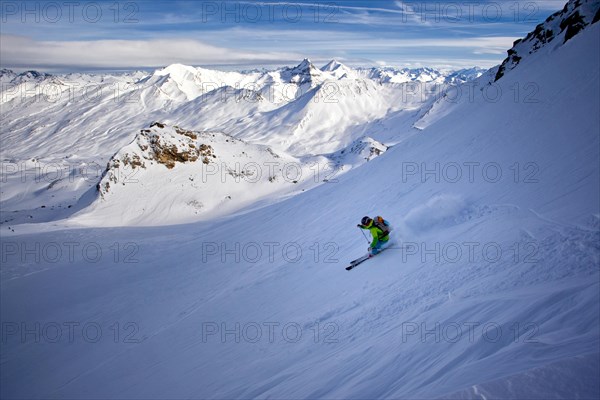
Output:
[[495, 0, 600, 81]]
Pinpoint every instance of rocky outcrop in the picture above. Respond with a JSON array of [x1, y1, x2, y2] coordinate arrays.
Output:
[[495, 0, 600, 81]]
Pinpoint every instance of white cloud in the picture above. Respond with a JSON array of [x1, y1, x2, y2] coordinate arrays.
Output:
[[0, 34, 302, 70], [0, 30, 511, 72], [214, 27, 517, 52]]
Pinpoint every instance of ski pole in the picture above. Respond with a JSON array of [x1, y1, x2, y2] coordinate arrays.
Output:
[[358, 226, 370, 243]]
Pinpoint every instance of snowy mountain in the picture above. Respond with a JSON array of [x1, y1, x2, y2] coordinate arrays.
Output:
[[70, 121, 393, 226], [1, 57, 465, 226], [84, 122, 334, 225], [356, 66, 486, 85], [140, 63, 252, 101], [444, 67, 487, 85], [495, 0, 600, 81], [2, 69, 52, 84], [1, 0, 599, 397], [321, 59, 359, 80], [279, 58, 327, 85], [418, 0, 600, 131]]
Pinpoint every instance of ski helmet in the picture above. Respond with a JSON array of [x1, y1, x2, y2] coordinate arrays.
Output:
[[361, 216, 373, 226]]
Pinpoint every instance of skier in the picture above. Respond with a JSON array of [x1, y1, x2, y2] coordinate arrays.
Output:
[[357, 216, 392, 257]]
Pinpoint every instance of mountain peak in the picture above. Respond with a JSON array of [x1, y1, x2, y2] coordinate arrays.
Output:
[[291, 58, 317, 73], [154, 63, 198, 78], [320, 59, 357, 80], [282, 58, 324, 85], [0, 68, 16, 83], [3, 70, 52, 84], [18, 70, 50, 78], [321, 59, 345, 72]]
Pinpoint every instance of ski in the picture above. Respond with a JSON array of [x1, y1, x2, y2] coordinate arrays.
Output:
[[345, 246, 401, 270], [345, 255, 372, 270]]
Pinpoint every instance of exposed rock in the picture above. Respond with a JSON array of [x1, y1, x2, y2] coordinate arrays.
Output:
[[495, 0, 600, 81], [98, 123, 216, 195]]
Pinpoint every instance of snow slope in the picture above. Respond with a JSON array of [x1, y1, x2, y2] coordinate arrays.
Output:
[[1, 1, 599, 398]]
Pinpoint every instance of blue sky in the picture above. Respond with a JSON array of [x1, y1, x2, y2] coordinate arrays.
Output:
[[0, 0, 566, 72]]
